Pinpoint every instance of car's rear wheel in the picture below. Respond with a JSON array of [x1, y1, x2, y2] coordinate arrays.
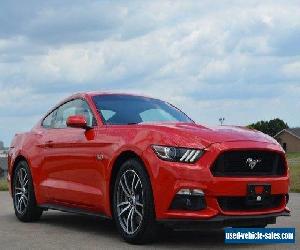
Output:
[[13, 161, 43, 222], [113, 158, 158, 244]]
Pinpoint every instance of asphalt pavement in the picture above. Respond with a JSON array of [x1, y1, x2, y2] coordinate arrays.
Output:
[[0, 191, 299, 249]]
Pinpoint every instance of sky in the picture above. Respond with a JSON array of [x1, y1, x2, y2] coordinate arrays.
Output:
[[0, 0, 300, 146]]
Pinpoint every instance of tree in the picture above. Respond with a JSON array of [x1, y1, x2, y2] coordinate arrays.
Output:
[[248, 118, 289, 137]]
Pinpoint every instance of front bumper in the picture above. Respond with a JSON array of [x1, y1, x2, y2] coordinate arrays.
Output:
[[143, 141, 289, 220], [158, 210, 290, 229]]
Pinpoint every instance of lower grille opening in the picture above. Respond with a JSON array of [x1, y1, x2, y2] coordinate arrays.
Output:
[[218, 195, 284, 211]]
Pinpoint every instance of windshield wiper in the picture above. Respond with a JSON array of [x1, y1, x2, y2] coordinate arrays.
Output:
[[127, 122, 140, 125]]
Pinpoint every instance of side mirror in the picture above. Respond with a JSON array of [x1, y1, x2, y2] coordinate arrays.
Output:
[[66, 115, 89, 129]]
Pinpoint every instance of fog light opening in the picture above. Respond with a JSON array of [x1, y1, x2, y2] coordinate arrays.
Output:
[[177, 188, 204, 196], [170, 189, 206, 211]]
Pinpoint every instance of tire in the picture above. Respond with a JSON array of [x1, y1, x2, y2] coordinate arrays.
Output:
[[13, 160, 43, 222], [113, 158, 158, 244]]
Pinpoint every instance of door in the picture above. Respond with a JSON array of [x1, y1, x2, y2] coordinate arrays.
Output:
[[40, 99, 105, 210]]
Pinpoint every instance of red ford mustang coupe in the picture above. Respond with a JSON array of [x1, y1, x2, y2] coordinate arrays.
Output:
[[8, 92, 290, 243]]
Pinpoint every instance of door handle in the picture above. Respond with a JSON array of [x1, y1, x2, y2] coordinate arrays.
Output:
[[45, 140, 54, 148]]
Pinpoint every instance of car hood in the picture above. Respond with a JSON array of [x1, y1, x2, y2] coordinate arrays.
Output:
[[140, 122, 278, 148]]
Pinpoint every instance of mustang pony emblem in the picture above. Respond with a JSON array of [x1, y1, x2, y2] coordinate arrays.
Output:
[[245, 158, 262, 169]]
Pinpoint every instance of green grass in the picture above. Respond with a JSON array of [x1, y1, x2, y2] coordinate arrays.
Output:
[[286, 152, 300, 159], [0, 179, 8, 191], [289, 165, 300, 192], [287, 153, 300, 193]]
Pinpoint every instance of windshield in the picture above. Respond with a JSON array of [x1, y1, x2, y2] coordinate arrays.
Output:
[[92, 94, 194, 125]]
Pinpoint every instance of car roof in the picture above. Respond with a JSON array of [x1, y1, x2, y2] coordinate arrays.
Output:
[[69, 91, 155, 100], [41, 92, 154, 116], [43, 92, 158, 118]]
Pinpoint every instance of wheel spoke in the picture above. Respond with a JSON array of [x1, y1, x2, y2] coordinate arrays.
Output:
[[119, 204, 131, 216], [123, 174, 132, 196], [23, 178, 28, 188], [17, 197, 22, 211], [130, 207, 134, 232], [18, 171, 23, 186], [131, 174, 136, 194], [120, 180, 130, 197], [135, 179, 140, 190], [22, 196, 28, 207], [22, 173, 27, 186], [126, 207, 134, 233], [20, 197, 25, 208], [135, 201, 143, 208], [134, 207, 143, 219], [23, 195, 29, 202], [117, 201, 130, 208]]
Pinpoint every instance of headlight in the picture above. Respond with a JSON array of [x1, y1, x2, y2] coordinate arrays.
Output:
[[151, 145, 204, 163]]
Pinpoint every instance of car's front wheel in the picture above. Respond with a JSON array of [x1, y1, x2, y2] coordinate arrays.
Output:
[[13, 160, 43, 222], [113, 158, 158, 244]]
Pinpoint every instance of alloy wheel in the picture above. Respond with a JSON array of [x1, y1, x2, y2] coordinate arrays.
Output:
[[116, 169, 144, 235], [14, 167, 29, 215]]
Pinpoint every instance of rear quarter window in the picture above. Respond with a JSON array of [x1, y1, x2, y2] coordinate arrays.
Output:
[[42, 110, 57, 128]]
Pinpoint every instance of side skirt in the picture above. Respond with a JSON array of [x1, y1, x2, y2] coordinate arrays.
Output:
[[39, 203, 111, 219]]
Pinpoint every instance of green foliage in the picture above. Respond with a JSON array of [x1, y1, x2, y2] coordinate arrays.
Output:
[[287, 153, 300, 193], [0, 179, 8, 191], [248, 118, 289, 137]]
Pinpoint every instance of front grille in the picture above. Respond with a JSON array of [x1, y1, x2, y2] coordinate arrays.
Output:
[[211, 150, 285, 177], [218, 195, 284, 211]]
